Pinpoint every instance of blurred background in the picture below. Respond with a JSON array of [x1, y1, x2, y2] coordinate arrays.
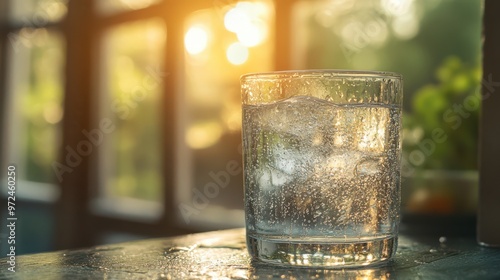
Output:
[[0, 0, 482, 255]]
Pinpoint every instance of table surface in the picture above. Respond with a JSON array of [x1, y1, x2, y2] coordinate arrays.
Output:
[[1, 228, 499, 279]]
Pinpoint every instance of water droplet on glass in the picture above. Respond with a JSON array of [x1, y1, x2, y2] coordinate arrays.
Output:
[[355, 156, 383, 176]]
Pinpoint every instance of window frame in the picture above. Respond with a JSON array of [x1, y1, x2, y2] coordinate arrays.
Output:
[[0, 0, 283, 251], [477, 0, 500, 246], [55, 0, 214, 249]]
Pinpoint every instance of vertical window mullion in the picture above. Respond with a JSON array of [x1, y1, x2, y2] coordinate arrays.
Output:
[[163, 8, 185, 234], [55, 0, 95, 249], [478, 0, 500, 247]]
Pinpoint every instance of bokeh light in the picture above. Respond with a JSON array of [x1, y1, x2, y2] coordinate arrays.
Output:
[[226, 42, 248, 65], [224, 5, 250, 33], [381, 0, 414, 16], [392, 13, 419, 39], [186, 121, 223, 149], [43, 103, 63, 124], [184, 26, 209, 55], [236, 19, 267, 47], [224, 1, 268, 47], [120, 0, 157, 10]]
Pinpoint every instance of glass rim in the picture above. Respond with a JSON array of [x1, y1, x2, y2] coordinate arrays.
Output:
[[241, 69, 402, 81]]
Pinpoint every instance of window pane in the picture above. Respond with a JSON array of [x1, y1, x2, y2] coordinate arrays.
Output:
[[291, 0, 482, 215], [8, 0, 68, 24], [0, 29, 63, 255], [3, 29, 65, 185], [177, 1, 274, 228], [97, 18, 166, 213], [96, 0, 162, 15]]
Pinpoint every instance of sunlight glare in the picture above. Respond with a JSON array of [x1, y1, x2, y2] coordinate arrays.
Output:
[[224, 6, 250, 33], [226, 42, 248, 65], [237, 19, 267, 47], [224, 1, 268, 47], [184, 26, 208, 55]]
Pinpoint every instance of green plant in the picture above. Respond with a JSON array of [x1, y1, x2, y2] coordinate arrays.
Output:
[[403, 56, 481, 170]]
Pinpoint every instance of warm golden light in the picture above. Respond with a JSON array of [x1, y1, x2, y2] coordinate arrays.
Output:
[[224, 2, 268, 47], [186, 121, 223, 149], [237, 19, 267, 47], [222, 103, 242, 131], [226, 42, 248, 65], [43, 103, 63, 124], [120, 0, 157, 10], [184, 26, 208, 55], [224, 5, 249, 33]]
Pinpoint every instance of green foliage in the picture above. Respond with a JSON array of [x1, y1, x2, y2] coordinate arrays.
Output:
[[106, 19, 165, 202], [404, 56, 481, 170], [20, 32, 64, 183]]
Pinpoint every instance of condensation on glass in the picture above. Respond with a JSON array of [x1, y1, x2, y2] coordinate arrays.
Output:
[[241, 70, 403, 267]]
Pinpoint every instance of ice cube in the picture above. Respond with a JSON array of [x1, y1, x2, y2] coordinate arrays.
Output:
[[272, 144, 301, 175], [321, 150, 364, 179], [257, 166, 295, 190], [355, 156, 384, 176], [319, 151, 385, 179]]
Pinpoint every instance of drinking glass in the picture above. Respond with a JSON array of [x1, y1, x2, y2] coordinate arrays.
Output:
[[241, 70, 403, 267]]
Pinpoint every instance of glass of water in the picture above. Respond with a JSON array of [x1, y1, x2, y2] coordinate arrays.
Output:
[[241, 70, 403, 267]]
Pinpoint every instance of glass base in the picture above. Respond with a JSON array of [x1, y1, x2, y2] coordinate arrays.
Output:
[[247, 234, 397, 268]]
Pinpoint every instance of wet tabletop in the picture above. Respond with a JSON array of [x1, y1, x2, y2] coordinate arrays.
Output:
[[1, 228, 499, 279]]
